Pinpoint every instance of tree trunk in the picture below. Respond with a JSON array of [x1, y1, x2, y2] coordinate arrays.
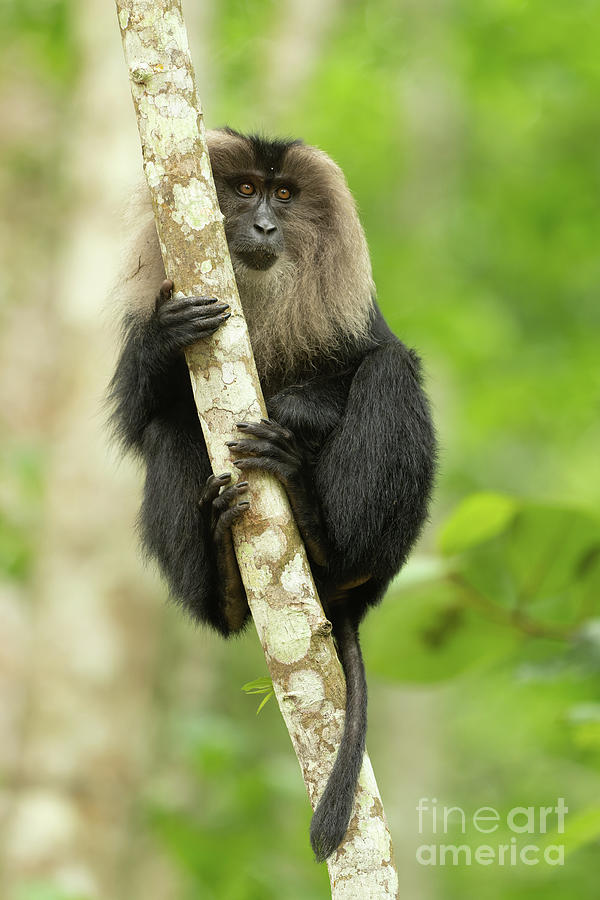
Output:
[[115, 2, 398, 895]]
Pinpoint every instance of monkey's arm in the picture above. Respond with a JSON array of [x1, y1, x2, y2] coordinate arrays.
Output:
[[140, 418, 250, 635], [108, 282, 230, 451], [109, 283, 249, 634], [229, 372, 350, 568], [228, 418, 329, 566], [108, 313, 171, 450]]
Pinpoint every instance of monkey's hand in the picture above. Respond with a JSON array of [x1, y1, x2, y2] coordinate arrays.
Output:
[[227, 419, 328, 568], [199, 472, 250, 632], [153, 279, 231, 356]]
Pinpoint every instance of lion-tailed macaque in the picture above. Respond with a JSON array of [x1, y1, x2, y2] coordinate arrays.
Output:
[[109, 129, 436, 861]]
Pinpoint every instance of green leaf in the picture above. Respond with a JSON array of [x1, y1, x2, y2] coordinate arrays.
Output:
[[255, 692, 274, 715], [455, 503, 600, 626], [242, 676, 274, 714], [439, 492, 519, 555], [241, 676, 273, 695]]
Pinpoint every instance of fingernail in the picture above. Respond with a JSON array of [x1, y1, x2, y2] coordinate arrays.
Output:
[[237, 422, 249, 428], [218, 472, 230, 480], [237, 481, 249, 488], [226, 441, 238, 448]]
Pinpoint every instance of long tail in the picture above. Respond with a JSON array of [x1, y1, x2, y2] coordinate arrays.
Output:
[[309, 616, 367, 862]]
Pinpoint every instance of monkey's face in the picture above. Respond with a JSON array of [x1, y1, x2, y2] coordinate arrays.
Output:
[[207, 131, 330, 278], [214, 172, 294, 272], [203, 129, 374, 371], [206, 129, 372, 318]]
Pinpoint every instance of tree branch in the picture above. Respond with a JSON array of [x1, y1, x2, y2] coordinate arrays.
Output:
[[115, 2, 398, 894]]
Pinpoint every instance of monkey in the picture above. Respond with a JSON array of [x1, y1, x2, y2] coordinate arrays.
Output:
[[108, 128, 436, 862]]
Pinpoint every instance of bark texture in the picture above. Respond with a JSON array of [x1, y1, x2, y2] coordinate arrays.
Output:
[[116, 2, 398, 894]]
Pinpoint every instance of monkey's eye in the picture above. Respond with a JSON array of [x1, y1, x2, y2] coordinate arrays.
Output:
[[237, 182, 256, 197], [274, 186, 292, 201]]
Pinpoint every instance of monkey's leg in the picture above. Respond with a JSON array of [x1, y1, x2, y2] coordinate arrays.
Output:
[[227, 419, 328, 567], [199, 472, 250, 631]]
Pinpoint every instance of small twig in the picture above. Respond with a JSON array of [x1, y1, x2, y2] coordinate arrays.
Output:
[[447, 573, 573, 642]]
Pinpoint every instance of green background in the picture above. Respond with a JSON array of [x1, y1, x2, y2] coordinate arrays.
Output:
[[1, 0, 599, 897]]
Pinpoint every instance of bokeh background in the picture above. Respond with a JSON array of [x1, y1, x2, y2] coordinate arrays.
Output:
[[1, 0, 599, 898]]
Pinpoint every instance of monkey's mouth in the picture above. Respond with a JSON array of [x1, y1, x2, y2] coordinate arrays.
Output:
[[232, 244, 279, 271]]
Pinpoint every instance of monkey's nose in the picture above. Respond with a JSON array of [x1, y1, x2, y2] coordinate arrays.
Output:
[[253, 218, 277, 236]]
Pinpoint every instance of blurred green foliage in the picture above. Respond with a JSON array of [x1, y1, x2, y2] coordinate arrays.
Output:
[[364, 491, 600, 900], [2, 0, 599, 896], [146, 711, 329, 900], [365, 494, 600, 679], [170, 1, 600, 895], [0, 445, 44, 582], [15, 885, 88, 900], [0, 0, 78, 86]]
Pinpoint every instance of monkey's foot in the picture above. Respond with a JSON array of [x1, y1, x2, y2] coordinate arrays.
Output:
[[199, 472, 250, 543], [199, 472, 249, 632], [227, 421, 328, 567]]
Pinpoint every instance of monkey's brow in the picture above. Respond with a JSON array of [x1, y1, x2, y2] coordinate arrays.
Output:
[[229, 169, 295, 186]]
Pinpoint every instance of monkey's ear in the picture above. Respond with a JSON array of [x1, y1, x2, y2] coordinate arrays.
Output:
[[205, 129, 254, 177]]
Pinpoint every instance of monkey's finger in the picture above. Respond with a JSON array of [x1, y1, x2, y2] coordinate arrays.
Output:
[[212, 481, 249, 514], [255, 420, 298, 456], [162, 295, 221, 313], [154, 279, 174, 311], [170, 313, 231, 340], [158, 279, 174, 301], [199, 472, 231, 507], [159, 304, 230, 326], [227, 438, 300, 467], [236, 421, 295, 451], [213, 501, 250, 544], [170, 325, 223, 348], [159, 296, 223, 317], [233, 457, 296, 484], [260, 417, 294, 436]]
